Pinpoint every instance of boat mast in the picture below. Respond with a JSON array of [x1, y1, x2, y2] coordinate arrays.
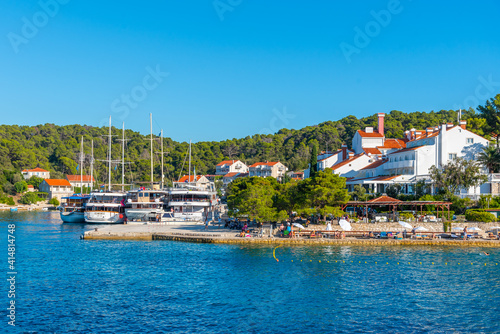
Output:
[[188, 140, 191, 183], [150, 113, 153, 190], [90, 139, 94, 193], [80, 136, 84, 193], [108, 116, 112, 192], [161, 129, 164, 189], [122, 122, 125, 192]]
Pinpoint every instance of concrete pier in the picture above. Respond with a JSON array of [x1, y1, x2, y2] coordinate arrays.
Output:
[[82, 222, 500, 247]]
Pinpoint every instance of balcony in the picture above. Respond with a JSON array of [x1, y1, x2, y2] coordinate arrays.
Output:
[[384, 160, 414, 170]]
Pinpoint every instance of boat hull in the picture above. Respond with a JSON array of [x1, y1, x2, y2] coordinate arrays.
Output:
[[60, 211, 86, 223], [84, 211, 125, 224]]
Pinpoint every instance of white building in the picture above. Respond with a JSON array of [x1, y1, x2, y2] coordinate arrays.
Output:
[[66, 175, 95, 189], [249, 161, 288, 181], [346, 120, 492, 197], [39, 179, 73, 201], [215, 160, 248, 176], [22, 167, 50, 180]]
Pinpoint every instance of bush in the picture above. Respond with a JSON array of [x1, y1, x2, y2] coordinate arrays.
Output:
[[437, 211, 454, 220], [0, 196, 15, 206], [399, 212, 414, 221], [49, 197, 60, 206], [14, 181, 28, 194], [443, 221, 451, 232], [465, 209, 496, 223], [19, 192, 42, 205]]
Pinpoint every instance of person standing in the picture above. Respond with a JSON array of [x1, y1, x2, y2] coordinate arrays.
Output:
[[463, 226, 468, 240]]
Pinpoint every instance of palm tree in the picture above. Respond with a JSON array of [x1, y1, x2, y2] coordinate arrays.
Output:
[[477, 145, 500, 173]]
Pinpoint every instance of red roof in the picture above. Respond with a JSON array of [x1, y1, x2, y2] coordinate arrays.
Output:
[[361, 160, 387, 170], [357, 130, 384, 138], [66, 175, 95, 182], [27, 185, 34, 188], [22, 167, 49, 173], [388, 145, 425, 154], [216, 160, 237, 167], [330, 153, 365, 170], [44, 179, 72, 186], [178, 175, 203, 182], [250, 161, 280, 168], [223, 172, 239, 178], [368, 195, 401, 202], [363, 148, 382, 155], [380, 138, 406, 149]]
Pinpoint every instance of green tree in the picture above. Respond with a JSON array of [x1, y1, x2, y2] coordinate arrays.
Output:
[[27, 175, 44, 189], [477, 145, 500, 173], [299, 169, 350, 220], [477, 94, 500, 147], [19, 192, 42, 204], [429, 158, 488, 197], [14, 180, 28, 193], [49, 197, 60, 206], [309, 144, 318, 178], [350, 184, 368, 201]]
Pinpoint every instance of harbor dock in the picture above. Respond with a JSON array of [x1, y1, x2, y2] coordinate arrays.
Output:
[[82, 222, 500, 247]]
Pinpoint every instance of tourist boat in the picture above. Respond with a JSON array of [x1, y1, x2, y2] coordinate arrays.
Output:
[[125, 189, 168, 222], [60, 194, 90, 223], [166, 180, 218, 221], [84, 192, 127, 224]]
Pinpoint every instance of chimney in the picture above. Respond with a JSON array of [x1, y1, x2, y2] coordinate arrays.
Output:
[[348, 152, 354, 159], [341, 144, 347, 161], [459, 120, 467, 130], [410, 128, 416, 140], [377, 113, 385, 136], [404, 130, 410, 141], [426, 128, 434, 137], [365, 127, 373, 133], [447, 123, 453, 129]]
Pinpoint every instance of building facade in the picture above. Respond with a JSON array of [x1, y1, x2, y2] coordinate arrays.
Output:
[[22, 168, 50, 180], [215, 160, 248, 176], [39, 179, 73, 202]]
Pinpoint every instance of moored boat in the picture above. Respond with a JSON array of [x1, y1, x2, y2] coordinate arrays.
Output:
[[60, 194, 90, 223], [125, 189, 168, 222], [84, 192, 127, 224]]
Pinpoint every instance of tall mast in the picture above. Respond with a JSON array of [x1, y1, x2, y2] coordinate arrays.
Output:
[[80, 136, 84, 193], [108, 116, 112, 192], [90, 139, 94, 193], [161, 129, 164, 189], [150, 113, 153, 189], [188, 140, 192, 182], [122, 122, 125, 192]]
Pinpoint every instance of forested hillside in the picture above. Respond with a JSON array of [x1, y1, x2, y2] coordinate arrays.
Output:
[[0, 107, 492, 195]]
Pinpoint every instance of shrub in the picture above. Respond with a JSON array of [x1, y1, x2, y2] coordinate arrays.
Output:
[[49, 197, 60, 206], [19, 192, 42, 205], [443, 221, 451, 232], [465, 209, 496, 223], [14, 181, 28, 193], [399, 212, 414, 221]]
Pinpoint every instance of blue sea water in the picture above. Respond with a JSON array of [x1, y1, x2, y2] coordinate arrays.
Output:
[[1, 211, 500, 333]]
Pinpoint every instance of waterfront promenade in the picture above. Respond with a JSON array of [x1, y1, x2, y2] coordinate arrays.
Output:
[[82, 221, 500, 247]]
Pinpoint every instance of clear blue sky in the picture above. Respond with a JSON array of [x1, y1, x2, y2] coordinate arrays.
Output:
[[1, 0, 499, 142]]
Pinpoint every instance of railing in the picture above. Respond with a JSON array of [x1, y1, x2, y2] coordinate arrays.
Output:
[[384, 160, 414, 169]]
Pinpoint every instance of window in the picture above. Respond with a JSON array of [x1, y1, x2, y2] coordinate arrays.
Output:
[[449, 153, 457, 160], [466, 138, 473, 144]]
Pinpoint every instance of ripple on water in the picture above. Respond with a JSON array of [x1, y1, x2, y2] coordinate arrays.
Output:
[[1, 212, 499, 333]]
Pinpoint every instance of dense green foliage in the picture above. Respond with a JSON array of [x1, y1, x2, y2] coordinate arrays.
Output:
[[227, 170, 350, 222], [429, 158, 488, 196], [465, 209, 497, 223], [0, 105, 495, 195], [18, 192, 44, 205], [49, 198, 60, 206], [14, 180, 27, 193]]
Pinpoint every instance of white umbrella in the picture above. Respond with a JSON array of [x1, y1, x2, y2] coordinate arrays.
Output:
[[339, 219, 352, 231], [415, 226, 428, 232], [326, 222, 332, 231], [399, 221, 412, 229], [293, 222, 306, 230], [468, 227, 482, 232]]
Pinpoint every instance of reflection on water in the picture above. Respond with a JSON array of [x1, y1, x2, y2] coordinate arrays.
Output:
[[0, 211, 499, 333]]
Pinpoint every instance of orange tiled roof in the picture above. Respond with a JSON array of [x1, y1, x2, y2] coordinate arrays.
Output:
[[250, 161, 280, 168], [216, 160, 237, 167], [178, 175, 203, 182], [223, 172, 239, 178], [330, 153, 365, 170], [27, 185, 34, 188], [66, 175, 95, 182], [361, 160, 387, 170], [380, 138, 406, 149], [363, 148, 382, 155], [368, 195, 401, 202], [44, 179, 71, 186], [357, 130, 384, 138], [22, 167, 49, 173]]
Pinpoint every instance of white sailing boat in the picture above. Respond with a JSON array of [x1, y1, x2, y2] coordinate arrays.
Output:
[[84, 116, 126, 224]]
